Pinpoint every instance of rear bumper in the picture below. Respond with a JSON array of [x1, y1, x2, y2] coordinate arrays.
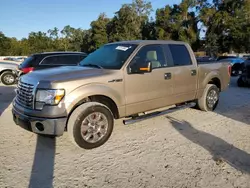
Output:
[[12, 106, 67, 136]]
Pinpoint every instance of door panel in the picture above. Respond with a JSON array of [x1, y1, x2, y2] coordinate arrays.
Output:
[[124, 68, 174, 115], [171, 65, 197, 103], [124, 44, 175, 116], [167, 44, 198, 103]]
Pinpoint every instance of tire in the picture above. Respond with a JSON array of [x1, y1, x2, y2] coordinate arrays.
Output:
[[0, 71, 16, 85], [231, 63, 241, 77], [67, 102, 114, 149], [196, 84, 220, 112], [237, 76, 245, 87]]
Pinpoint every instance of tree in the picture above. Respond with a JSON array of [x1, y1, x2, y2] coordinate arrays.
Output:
[[141, 17, 157, 40], [27, 31, 51, 54], [90, 13, 110, 51], [1, 0, 250, 56], [0, 32, 11, 56], [108, 0, 152, 41], [60, 25, 74, 51], [199, 0, 250, 53], [155, 0, 198, 47]]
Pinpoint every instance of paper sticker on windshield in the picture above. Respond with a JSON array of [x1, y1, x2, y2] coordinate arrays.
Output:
[[116, 46, 130, 51]]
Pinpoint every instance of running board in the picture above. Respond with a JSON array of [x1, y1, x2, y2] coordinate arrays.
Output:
[[123, 102, 196, 125]]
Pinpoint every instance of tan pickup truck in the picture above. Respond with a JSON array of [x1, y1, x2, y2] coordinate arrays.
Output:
[[12, 40, 231, 149]]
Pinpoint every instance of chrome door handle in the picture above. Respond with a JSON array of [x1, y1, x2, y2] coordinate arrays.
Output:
[[164, 73, 172, 80], [191, 70, 197, 76]]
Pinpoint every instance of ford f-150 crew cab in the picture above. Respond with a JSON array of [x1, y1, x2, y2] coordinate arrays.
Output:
[[12, 40, 231, 149]]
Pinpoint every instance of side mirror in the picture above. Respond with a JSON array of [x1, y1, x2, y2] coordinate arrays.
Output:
[[130, 60, 152, 74]]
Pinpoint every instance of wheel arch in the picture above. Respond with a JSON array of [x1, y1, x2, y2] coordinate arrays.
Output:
[[64, 84, 123, 130], [202, 71, 222, 91], [65, 95, 119, 131], [0, 69, 13, 75], [208, 77, 221, 91]]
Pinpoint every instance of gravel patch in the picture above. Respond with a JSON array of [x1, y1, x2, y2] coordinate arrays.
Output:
[[0, 77, 249, 188]]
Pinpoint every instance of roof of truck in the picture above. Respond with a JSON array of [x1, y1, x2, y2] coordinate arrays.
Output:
[[108, 40, 187, 45], [32, 51, 87, 56]]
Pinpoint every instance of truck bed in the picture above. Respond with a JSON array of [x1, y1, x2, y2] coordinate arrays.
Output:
[[197, 61, 231, 92]]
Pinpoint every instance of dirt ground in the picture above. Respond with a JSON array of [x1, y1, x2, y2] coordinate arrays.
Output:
[[0, 77, 250, 188]]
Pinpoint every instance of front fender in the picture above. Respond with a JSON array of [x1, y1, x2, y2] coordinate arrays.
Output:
[[64, 83, 124, 113]]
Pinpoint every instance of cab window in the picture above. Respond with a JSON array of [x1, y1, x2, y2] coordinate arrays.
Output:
[[168, 44, 192, 66], [129, 44, 168, 70]]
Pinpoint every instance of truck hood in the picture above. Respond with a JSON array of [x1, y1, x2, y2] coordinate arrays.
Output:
[[20, 66, 112, 84]]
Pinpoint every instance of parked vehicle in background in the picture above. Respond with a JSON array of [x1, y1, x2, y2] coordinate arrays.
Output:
[[12, 40, 231, 149], [196, 56, 215, 63], [242, 55, 250, 60], [15, 57, 25, 62], [3, 57, 15, 61], [0, 61, 18, 85], [237, 58, 250, 87], [16, 52, 87, 77], [3, 57, 24, 62], [217, 57, 245, 76], [216, 55, 236, 61]]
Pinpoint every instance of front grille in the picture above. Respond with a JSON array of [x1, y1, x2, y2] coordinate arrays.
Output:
[[16, 81, 34, 108]]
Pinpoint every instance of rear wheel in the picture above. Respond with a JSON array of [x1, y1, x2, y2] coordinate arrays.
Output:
[[1, 71, 16, 85], [67, 102, 114, 149], [196, 84, 220, 112], [237, 76, 245, 87]]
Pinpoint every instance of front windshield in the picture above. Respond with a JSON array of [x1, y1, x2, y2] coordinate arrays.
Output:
[[79, 43, 138, 69]]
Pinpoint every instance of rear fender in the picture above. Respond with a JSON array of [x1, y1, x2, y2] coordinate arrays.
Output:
[[196, 71, 222, 98]]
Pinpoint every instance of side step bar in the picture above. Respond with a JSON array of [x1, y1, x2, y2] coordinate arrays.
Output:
[[123, 102, 196, 125]]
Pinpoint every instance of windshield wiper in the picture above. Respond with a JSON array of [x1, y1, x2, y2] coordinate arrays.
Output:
[[82, 64, 103, 69]]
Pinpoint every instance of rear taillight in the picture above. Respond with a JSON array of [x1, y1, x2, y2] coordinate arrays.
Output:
[[228, 65, 232, 76], [21, 67, 34, 74]]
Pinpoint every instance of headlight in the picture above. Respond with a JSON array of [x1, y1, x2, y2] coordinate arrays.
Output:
[[35, 89, 65, 105]]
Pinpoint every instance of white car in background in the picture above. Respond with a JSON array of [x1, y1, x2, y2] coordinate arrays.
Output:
[[0, 61, 19, 85]]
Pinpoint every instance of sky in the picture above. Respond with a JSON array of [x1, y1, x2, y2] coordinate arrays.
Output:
[[0, 0, 181, 39]]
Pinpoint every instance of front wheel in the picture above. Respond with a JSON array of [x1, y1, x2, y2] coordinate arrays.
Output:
[[67, 102, 114, 149], [196, 84, 220, 112], [0, 71, 16, 85]]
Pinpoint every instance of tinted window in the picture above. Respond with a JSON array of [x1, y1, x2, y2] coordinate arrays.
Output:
[[130, 45, 167, 69], [19, 56, 35, 68], [217, 56, 236, 61], [41, 55, 81, 65], [79, 44, 137, 69], [169, 44, 192, 66], [80, 55, 87, 61]]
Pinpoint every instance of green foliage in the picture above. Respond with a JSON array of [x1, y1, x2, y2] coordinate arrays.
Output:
[[1, 0, 250, 56], [200, 0, 250, 54], [108, 0, 153, 41], [155, 0, 198, 47], [0, 32, 11, 56], [90, 13, 110, 51]]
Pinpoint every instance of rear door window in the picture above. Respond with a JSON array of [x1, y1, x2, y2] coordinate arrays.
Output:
[[40, 55, 82, 65], [19, 56, 35, 68], [168, 44, 192, 66]]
